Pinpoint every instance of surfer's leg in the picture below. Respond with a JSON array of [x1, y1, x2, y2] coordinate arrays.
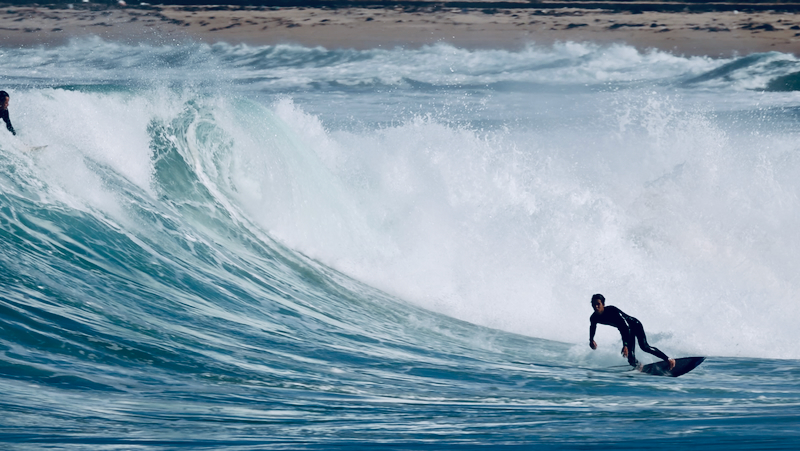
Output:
[[633, 322, 669, 361]]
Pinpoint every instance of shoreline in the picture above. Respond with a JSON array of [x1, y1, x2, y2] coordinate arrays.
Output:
[[0, 3, 798, 56]]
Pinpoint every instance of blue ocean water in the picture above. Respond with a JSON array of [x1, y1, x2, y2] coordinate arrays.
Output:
[[1, 37, 800, 449]]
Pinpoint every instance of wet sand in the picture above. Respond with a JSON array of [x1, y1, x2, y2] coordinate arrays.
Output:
[[0, 3, 798, 56]]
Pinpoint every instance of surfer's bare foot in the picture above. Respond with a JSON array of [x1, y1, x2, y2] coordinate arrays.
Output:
[[668, 359, 676, 370]]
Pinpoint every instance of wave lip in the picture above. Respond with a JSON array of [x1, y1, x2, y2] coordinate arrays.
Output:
[[683, 51, 800, 91]]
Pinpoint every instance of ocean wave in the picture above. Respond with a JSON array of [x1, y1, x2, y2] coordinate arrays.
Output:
[[5, 37, 797, 91]]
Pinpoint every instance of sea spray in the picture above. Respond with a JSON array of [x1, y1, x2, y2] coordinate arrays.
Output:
[[263, 92, 800, 359]]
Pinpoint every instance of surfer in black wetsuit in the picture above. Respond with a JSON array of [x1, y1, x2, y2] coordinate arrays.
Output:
[[589, 293, 675, 370], [1, 91, 15, 135]]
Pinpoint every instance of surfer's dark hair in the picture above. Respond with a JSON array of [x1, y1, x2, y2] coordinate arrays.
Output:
[[591, 294, 605, 304], [0, 91, 8, 100]]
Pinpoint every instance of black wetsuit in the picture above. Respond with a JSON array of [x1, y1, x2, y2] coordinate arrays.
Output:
[[1, 109, 14, 135], [590, 305, 669, 367]]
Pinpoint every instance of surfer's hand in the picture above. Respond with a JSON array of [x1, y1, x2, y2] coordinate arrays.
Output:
[[590, 340, 597, 350], [668, 358, 676, 370], [621, 346, 628, 358]]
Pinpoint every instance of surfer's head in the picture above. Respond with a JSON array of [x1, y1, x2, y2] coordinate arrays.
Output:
[[591, 293, 605, 314], [0, 91, 8, 110]]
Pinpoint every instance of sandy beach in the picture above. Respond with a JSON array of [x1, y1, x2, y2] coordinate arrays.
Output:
[[0, 3, 798, 57]]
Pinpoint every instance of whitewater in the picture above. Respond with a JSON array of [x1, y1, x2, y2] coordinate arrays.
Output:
[[1, 38, 800, 449]]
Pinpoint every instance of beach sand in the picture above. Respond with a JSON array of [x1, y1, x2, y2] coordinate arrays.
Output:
[[0, 3, 798, 57]]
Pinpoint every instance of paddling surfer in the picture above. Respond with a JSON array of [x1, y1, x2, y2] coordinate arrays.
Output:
[[589, 294, 675, 370], [1, 91, 15, 135]]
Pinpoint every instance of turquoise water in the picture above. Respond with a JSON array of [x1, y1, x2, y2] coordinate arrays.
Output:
[[1, 38, 800, 449]]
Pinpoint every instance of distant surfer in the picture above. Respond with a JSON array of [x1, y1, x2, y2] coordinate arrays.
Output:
[[589, 294, 675, 370], [1, 91, 15, 135]]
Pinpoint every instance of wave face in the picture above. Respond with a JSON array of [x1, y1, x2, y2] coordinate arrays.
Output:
[[1, 38, 800, 448]]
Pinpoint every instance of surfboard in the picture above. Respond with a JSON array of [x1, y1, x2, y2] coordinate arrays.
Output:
[[26, 145, 48, 152], [640, 356, 705, 377]]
